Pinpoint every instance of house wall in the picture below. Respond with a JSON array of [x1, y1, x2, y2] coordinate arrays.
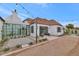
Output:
[[30, 23, 64, 37], [49, 25, 64, 36], [30, 24, 43, 37], [30, 24, 49, 37], [23, 21, 29, 25], [0, 20, 4, 41], [77, 30, 79, 35], [72, 29, 79, 35], [5, 11, 27, 25]]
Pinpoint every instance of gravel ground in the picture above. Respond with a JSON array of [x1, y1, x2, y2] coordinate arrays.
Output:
[[2, 36, 58, 48], [11, 35, 79, 56], [2, 36, 35, 48]]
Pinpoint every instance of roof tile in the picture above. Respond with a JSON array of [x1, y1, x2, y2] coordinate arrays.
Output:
[[24, 17, 62, 26]]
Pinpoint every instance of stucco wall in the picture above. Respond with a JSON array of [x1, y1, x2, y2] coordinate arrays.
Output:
[[30, 23, 64, 37], [30, 24, 40, 37], [0, 20, 3, 41], [5, 11, 25, 25], [23, 21, 29, 25], [49, 25, 64, 36]]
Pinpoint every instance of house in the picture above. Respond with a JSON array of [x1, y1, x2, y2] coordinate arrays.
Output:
[[0, 10, 30, 41], [0, 17, 5, 41], [74, 27, 79, 35], [65, 27, 79, 35], [0, 10, 64, 41], [23, 17, 64, 37]]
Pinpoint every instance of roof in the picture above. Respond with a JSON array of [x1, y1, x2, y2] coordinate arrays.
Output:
[[5, 10, 24, 24], [23, 18, 33, 22], [0, 16, 5, 22], [23, 17, 62, 26]]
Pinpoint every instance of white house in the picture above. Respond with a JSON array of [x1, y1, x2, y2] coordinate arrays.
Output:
[[23, 17, 64, 37], [0, 10, 64, 41]]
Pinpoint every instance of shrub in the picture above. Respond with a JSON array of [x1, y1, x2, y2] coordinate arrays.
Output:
[[3, 47, 10, 52], [24, 36, 26, 37], [0, 44, 3, 46], [45, 33, 50, 36], [42, 38, 47, 41], [0, 38, 8, 44], [28, 42, 33, 45], [14, 36, 16, 39], [10, 36, 12, 39], [40, 35, 44, 37], [16, 44, 22, 48], [39, 40, 42, 42]]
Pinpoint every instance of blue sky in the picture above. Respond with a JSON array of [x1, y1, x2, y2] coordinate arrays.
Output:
[[0, 3, 79, 27]]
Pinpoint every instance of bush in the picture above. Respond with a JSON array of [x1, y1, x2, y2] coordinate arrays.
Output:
[[3, 48, 10, 52], [16, 44, 22, 48], [40, 35, 44, 37], [45, 33, 50, 36], [39, 40, 42, 42], [0, 38, 8, 44], [42, 38, 47, 41], [28, 42, 33, 45], [24, 36, 26, 37]]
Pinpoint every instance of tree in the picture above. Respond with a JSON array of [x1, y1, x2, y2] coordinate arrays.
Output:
[[65, 24, 74, 34], [66, 24, 74, 29]]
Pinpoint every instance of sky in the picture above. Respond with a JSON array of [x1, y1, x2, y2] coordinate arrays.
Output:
[[0, 3, 79, 27]]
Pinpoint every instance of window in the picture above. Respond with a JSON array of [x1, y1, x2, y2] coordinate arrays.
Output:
[[31, 26, 34, 33], [40, 26, 48, 35], [75, 30, 77, 34], [26, 25, 30, 35], [57, 27, 61, 32], [2, 23, 30, 39]]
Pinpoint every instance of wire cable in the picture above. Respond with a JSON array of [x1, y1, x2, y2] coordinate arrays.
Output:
[[18, 4, 34, 18]]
